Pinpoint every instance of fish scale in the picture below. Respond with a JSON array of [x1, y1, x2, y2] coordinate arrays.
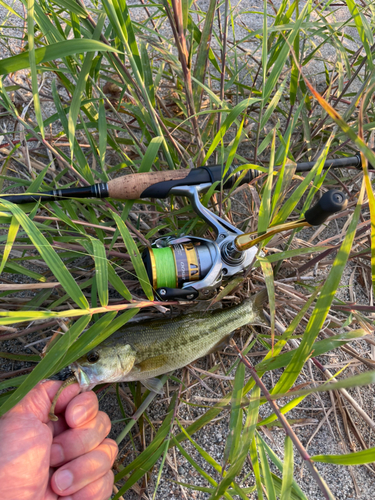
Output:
[[72, 292, 266, 392]]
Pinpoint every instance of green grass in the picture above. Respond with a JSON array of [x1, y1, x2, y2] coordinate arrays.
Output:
[[0, 0, 375, 498]]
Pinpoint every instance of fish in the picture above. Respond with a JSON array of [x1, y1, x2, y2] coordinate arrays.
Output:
[[71, 291, 267, 394]]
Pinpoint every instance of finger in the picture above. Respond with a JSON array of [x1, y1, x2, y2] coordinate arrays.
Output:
[[64, 391, 99, 428], [50, 411, 111, 467], [50, 382, 81, 418], [49, 417, 70, 438], [5, 380, 80, 423], [51, 439, 118, 496], [44, 469, 59, 500], [51, 390, 98, 437], [57, 470, 113, 500]]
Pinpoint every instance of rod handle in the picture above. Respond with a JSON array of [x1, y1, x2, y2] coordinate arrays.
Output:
[[304, 189, 347, 226], [107, 170, 189, 199], [107, 166, 261, 200]]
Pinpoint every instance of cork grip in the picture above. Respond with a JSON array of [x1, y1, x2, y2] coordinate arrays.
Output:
[[107, 170, 190, 200]]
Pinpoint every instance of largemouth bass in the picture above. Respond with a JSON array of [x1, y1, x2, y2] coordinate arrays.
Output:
[[71, 292, 266, 393]]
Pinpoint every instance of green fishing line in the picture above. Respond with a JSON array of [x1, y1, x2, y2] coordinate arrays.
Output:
[[153, 247, 176, 288]]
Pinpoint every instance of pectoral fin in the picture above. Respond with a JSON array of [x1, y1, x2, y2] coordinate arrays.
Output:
[[136, 354, 168, 372], [141, 377, 165, 395]]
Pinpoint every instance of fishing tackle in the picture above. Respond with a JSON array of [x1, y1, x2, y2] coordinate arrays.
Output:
[[1, 154, 356, 300], [142, 184, 347, 300]]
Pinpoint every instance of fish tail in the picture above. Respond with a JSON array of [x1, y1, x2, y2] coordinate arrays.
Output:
[[253, 288, 268, 323], [254, 288, 268, 308]]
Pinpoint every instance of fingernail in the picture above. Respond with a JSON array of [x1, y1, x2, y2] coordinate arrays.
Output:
[[55, 469, 74, 491], [50, 443, 64, 465], [71, 404, 87, 425]]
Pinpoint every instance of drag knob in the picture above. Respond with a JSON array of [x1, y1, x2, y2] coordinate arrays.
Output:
[[304, 189, 347, 226]]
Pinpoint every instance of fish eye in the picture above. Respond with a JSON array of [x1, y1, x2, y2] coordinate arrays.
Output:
[[87, 351, 100, 363]]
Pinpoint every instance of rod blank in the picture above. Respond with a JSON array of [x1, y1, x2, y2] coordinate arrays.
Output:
[[0, 184, 109, 205]]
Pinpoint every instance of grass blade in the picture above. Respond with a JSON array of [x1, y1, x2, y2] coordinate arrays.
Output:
[[203, 98, 261, 164], [223, 362, 245, 467], [0, 200, 89, 309], [280, 436, 294, 500], [0, 39, 120, 76], [90, 237, 109, 307], [210, 386, 260, 500], [112, 211, 154, 300], [250, 434, 264, 499], [108, 262, 132, 300], [271, 181, 365, 396], [258, 129, 275, 233], [27, 0, 44, 138], [98, 98, 107, 172], [263, 1, 311, 103], [257, 435, 277, 500], [68, 14, 106, 164], [345, 0, 373, 68], [193, 0, 216, 110], [312, 447, 375, 466], [0, 216, 19, 274]]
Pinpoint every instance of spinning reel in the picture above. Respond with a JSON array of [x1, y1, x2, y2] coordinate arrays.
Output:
[[142, 181, 259, 301], [142, 184, 347, 300]]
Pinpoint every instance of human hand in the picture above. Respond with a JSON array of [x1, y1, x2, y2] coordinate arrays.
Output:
[[0, 380, 118, 500]]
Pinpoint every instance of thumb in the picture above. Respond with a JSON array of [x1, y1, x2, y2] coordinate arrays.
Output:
[[6, 380, 80, 423]]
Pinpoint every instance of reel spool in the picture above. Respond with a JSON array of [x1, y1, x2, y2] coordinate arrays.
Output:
[[143, 239, 216, 297]]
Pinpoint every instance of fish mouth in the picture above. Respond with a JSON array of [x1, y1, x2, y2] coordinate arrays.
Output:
[[70, 362, 96, 391]]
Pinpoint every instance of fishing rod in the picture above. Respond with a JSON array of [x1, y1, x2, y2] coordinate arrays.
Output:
[[0, 152, 361, 205], [0, 155, 352, 301]]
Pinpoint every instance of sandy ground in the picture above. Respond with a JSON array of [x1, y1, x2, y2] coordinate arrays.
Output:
[[1, 1, 375, 499]]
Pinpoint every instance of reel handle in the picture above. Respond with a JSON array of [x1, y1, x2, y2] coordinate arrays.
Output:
[[304, 189, 348, 226], [234, 189, 347, 252]]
